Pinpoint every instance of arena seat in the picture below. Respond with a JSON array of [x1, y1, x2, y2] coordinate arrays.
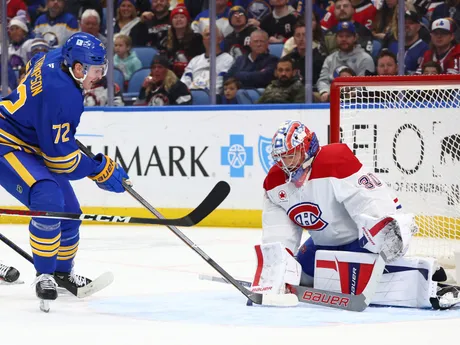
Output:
[[132, 47, 158, 68]]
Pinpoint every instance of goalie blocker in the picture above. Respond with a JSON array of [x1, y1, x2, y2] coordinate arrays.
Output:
[[252, 242, 460, 309]]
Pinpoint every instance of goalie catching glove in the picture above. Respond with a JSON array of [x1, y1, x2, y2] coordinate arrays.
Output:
[[89, 154, 131, 193]]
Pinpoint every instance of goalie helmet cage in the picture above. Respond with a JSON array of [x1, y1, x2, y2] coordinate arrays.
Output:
[[330, 74, 460, 268]]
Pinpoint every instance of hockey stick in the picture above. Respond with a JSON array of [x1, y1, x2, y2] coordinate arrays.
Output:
[[76, 140, 298, 307], [198, 253, 386, 312], [0, 232, 114, 298], [0, 181, 230, 227]]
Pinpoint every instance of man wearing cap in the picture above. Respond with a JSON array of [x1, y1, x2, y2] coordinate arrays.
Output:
[[416, 18, 460, 74], [137, 54, 192, 106], [317, 21, 375, 102], [323, 0, 374, 55], [130, 0, 171, 49], [385, 11, 429, 75], [7, 16, 33, 70], [34, 0, 79, 47], [223, 6, 258, 58]]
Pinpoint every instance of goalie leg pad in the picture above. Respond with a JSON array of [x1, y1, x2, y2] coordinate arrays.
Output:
[[251, 242, 301, 294], [314, 250, 438, 308]]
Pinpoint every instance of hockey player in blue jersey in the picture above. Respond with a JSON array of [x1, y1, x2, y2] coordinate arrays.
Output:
[[0, 32, 130, 308]]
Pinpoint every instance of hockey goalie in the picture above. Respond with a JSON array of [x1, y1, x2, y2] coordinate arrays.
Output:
[[253, 119, 460, 310]]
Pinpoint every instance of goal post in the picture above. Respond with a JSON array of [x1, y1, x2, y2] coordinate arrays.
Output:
[[329, 74, 460, 269]]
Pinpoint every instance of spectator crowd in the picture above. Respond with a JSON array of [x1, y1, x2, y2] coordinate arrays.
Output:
[[2, 0, 460, 105]]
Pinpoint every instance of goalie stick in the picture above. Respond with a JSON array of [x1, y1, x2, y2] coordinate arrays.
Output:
[[0, 181, 230, 227], [0, 232, 114, 298], [199, 253, 386, 312], [76, 140, 298, 307]]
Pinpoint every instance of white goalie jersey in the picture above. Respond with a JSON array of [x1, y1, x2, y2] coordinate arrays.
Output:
[[262, 143, 411, 255]]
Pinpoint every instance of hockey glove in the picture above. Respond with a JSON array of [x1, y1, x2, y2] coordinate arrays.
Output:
[[89, 154, 131, 193]]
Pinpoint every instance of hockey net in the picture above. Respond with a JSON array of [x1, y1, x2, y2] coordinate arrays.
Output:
[[330, 75, 460, 269]]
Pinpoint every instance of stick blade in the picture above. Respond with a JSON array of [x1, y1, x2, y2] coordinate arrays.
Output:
[[169, 181, 230, 226], [248, 292, 299, 307]]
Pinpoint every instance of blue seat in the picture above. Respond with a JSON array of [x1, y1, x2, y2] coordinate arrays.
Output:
[[127, 68, 150, 93], [372, 39, 382, 59], [113, 67, 125, 91], [191, 90, 210, 105], [132, 47, 158, 69], [269, 43, 284, 58], [236, 89, 261, 104], [122, 68, 151, 103]]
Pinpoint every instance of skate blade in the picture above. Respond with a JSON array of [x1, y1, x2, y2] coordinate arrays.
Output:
[[39, 300, 50, 313], [0, 279, 24, 285]]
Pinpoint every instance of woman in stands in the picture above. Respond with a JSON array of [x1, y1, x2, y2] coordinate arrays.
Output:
[[166, 4, 205, 78], [114, 0, 140, 37]]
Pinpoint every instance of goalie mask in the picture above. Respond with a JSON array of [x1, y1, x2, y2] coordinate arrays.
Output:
[[271, 120, 319, 187]]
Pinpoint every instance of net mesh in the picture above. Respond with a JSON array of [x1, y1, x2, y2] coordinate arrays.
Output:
[[338, 83, 460, 267]]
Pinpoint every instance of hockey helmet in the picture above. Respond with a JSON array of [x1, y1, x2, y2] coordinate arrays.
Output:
[[62, 32, 108, 82], [271, 120, 319, 187]]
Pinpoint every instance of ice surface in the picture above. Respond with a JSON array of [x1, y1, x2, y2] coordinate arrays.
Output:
[[0, 225, 459, 345]]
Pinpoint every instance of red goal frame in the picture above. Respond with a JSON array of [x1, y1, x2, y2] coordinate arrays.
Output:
[[329, 74, 460, 144]]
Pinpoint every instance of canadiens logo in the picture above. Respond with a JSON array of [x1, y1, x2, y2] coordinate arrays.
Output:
[[287, 202, 328, 231], [278, 190, 287, 201]]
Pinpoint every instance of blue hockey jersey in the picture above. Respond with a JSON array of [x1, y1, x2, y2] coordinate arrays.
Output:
[[0, 49, 99, 180]]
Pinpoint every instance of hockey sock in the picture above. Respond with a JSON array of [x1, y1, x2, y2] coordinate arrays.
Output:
[[29, 180, 64, 274]]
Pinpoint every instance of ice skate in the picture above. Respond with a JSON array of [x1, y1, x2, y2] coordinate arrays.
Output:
[[431, 284, 460, 310], [34, 274, 57, 313], [55, 269, 91, 290], [0, 262, 20, 283]]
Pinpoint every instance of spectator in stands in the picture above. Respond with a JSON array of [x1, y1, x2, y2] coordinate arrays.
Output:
[[6, 0, 27, 21], [7, 16, 33, 70], [27, 0, 47, 25], [257, 56, 305, 103], [284, 17, 327, 90], [422, 61, 443, 74], [191, 0, 233, 37], [317, 21, 375, 102], [114, 0, 141, 37], [130, 0, 171, 49], [260, 0, 297, 43], [80, 9, 107, 45], [84, 77, 125, 106], [321, 0, 376, 31], [137, 54, 192, 105], [323, 0, 374, 56], [222, 77, 241, 104], [226, 29, 279, 88], [372, 0, 397, 41], [28, 37, 50, 60], [431, 0, 460, 42], [181, 26, 234, 94], [34, 0, 79, 47], [166, 4, 204, 78], [223, 6, 258, 59], [289, 0, 328, 19], [114, 34, 142, 81], [416, 18, 460, 74], [383, 10, 429, 75], [375, 50, 398, 75], [234, 0, 272, 26], [337, 66, 356, 77], [282, 11, 325, 56], [0, 58, 18, 92]]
